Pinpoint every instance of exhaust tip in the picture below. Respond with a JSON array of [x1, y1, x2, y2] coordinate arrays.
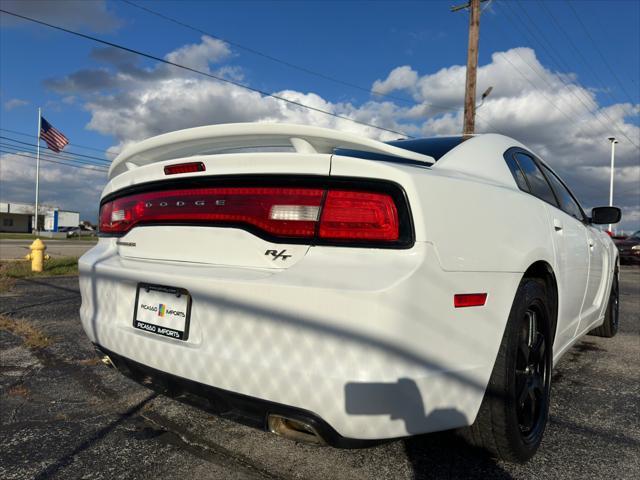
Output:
[[93, 346, 115, 368], [100, 354, 115, 368], [267, 414, 326, 446]]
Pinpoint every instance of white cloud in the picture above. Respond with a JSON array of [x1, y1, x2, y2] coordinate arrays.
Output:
[[3, 98, 29, 110], [30, 39, 640, 231], [165, 36, 232, 72], [372, 66, 419, 96]]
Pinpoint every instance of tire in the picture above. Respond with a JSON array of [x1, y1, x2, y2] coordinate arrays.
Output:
[[463, 278, 553, 463], [588, 273, 619, 338]]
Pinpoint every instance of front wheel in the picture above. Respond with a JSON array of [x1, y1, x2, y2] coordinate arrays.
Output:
[[463, 278, 553, 463]]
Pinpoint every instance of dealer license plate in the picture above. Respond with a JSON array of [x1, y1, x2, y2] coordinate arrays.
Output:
[[133, 284, 191, 340]]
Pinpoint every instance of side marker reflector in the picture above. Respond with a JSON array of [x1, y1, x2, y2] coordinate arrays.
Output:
[[454, 293, 487, 308]]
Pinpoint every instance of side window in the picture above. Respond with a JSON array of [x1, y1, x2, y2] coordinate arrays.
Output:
[[541, 165, 585, 221], [505, 153, 529, 191], [513, 153, 558, 206]]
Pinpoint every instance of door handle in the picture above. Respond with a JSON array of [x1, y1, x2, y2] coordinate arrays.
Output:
[[553, 218, 563, 232], [588, 239, 595, 248]]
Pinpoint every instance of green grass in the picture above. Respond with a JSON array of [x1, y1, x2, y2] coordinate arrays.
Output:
[[0, 233, 97, 241], [0, 233, 41, 240], [0, 256, 79, 280]]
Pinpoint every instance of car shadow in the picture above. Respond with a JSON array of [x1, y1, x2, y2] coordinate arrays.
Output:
[[345, 378, 513, 479], [404, 432, 514, 480]]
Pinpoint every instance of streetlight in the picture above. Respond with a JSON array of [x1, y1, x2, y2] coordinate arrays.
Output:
[[476, 86, 493, 109], [607, 136, 618, 233]]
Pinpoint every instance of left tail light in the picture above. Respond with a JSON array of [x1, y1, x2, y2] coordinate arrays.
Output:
[[100, 183, 412, 247], [100, 187, 324, 237]]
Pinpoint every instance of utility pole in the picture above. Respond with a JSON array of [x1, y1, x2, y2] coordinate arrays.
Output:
[[452, 0, 485, 136]]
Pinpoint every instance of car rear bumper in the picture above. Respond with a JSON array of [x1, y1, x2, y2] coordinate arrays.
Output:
[[95, 343, 379, 448], [79, 238, 522, 440]]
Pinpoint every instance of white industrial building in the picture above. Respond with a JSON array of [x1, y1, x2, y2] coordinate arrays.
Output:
[[0, 201, 80, 233]]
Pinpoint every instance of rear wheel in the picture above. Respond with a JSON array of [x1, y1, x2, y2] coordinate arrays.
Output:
[[589, 273, 619, 338], [464, 278, 552, 463]]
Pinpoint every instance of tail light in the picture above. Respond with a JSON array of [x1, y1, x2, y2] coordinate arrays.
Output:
[[100, 183, 410, 246], [319, 190, 398, 241], [164, 161, 206, 175]]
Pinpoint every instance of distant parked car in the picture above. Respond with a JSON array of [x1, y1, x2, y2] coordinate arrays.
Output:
[[67, 225, 96, 238], [614, 230, 640, 265]]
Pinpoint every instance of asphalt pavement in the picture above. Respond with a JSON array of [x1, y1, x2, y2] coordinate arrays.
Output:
[[0, 239, 97, 260], [1, 268, 638, 479]]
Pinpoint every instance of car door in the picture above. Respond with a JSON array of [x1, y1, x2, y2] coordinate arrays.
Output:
[[540, 164, 607, 332], [509, 152, 590, 350], [580, 225, 608, 328]]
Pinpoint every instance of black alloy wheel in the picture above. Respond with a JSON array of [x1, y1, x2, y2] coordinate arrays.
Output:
[[589, 272, 619, 338], [463, 278, 553, 463], [610, 275, 620, 331], [515, 305, 549, 442]]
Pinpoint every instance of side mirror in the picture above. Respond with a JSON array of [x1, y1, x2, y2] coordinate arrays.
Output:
[[591, 206, 621, 225]]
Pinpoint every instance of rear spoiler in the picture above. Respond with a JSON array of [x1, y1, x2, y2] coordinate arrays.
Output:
[[108, 123, 434, 179]]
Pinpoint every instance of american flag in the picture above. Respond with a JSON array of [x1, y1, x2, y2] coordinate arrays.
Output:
[[40, 117, 69, 153]]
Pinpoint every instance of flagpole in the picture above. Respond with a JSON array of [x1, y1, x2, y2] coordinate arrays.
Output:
[[34, 107, 41, 233]]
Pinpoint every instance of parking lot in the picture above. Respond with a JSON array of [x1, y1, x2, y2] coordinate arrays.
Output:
[[1, 267, 638, 480]]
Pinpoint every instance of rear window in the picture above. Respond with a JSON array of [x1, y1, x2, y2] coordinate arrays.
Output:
[[334, 136, 464, 165], [513, 152, 558, 206], [504, 154, 529, 191], [541, 165, 585, 221], [386, 137, 465, 160]]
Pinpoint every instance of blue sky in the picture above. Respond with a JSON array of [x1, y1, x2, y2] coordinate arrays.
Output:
[[0, 0, 639, 229]]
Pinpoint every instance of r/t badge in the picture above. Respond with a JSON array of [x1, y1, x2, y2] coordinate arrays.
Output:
[[265, 249, 292, 261]]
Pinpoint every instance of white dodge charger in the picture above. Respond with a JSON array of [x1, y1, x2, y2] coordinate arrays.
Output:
[[79, 123, 621, 462]]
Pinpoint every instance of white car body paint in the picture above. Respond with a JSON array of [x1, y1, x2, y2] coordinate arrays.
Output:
[[79, 124, 618, 441]]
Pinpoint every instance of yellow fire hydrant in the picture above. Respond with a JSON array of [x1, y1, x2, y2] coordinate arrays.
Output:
[[24, 238, 50, 272]]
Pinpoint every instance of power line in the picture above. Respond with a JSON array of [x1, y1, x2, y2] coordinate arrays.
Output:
[[494, 2, 614, 126], [513, 0, 635, 137], [538, 0, 626, 106], [451, 3, 580, 126], [0, 127, 113, 154], [119, 0, 463, 116], [0, 143, 110, 169], [581, 5, 640, 92], [0, 149, 108, 173], [532, 0, 639, 148], [0, 148, 109, 172], [0, 141, 111, 167], [120, 0, 506, 132], [0, 140, 110, 167], [565, 0, 637, 104], [0, 8, 413, 139], [0, 136, 111, 164], [496, 0, 639, 149], [496, 52, 578, 125]]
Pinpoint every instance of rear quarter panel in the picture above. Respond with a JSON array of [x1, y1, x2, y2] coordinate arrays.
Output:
[[330, 155, 555, 273]]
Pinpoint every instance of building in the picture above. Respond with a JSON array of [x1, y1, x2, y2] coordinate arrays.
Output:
[[0, 201, 79, 233]]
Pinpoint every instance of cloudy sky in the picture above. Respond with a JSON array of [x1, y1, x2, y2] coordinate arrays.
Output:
[[0, 0, 638, 231]]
